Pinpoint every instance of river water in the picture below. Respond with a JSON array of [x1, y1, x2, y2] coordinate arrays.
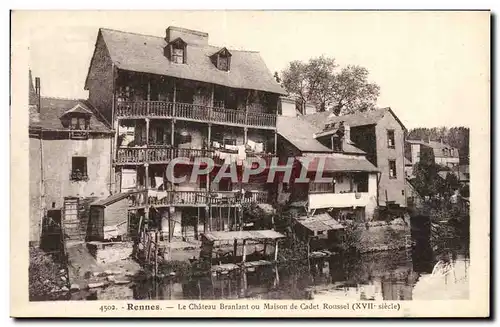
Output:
[[81, 241, 469, 301]]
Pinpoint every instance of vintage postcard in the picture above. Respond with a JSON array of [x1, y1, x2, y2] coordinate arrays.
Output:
[[10, 10, 490, 318]]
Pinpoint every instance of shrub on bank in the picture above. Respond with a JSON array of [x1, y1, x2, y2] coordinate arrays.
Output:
[[29, 247, 67, 301]]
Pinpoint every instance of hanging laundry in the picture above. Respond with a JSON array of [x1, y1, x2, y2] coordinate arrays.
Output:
[[225, 144, 239, 152], [255, 142, 264, 153], [154, 176, 163, 189], [121, 169, 136, 190], [247, 139, 257, 151], [237, 145, 246, 161]]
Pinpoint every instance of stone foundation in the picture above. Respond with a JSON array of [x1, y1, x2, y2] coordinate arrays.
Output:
[[87, 241, 134, 265], [356, 219, 411, 253]]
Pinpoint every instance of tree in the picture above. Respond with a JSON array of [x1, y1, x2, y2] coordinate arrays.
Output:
[[280, 56, 380, 115], [273, 71, 281, 84], [412, 161, 446, 197]]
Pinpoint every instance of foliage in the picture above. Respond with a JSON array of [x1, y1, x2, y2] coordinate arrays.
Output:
[[407, 126, 470, 162], [279, 56, 380, 115], [341, 220, 364, 251], [29, 247, 66, 301], [412, 160, 447, 197]]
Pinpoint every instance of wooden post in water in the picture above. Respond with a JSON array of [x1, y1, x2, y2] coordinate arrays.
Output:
[[154, 230, 159, 277], [242, 240, 247, 262], [274, 240, 279, 261]]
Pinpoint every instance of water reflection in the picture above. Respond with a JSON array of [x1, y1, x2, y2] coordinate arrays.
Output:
[[83, 243, 469, 301]]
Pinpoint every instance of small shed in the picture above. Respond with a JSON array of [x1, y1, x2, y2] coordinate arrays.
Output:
[[293, 213, 345, 252], [88, 192, 131, 241]]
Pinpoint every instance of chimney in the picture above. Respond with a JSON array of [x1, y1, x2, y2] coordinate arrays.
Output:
[[165, 26, 208, 45], [343, 123, 350, 142], [35, 77, 41, 113]]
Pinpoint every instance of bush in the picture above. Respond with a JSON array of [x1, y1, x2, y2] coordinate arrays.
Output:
[[29, 247, 66, 301]]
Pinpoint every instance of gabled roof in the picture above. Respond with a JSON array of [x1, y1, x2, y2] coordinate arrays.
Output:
[[303, 107, 407, 131], [277, 116, 333, 153], [86, 28, 286, 95], [29, 97, 112, 133], [277, 115, 366, 154], [212, 47, 232, 57], [168, 37, 187, 45], [61, 103, 93, 116]]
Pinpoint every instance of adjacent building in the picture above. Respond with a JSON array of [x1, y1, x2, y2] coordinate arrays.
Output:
[[83, 27, 286, 241], [276, 108, 379, 221], [406, 139, 460, 169], [300, 108, 407, 208], [28, 73, 114, 246]]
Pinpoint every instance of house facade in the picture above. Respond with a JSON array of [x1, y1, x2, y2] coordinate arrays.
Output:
[[84, 27, 286, 241], [28, 74, 114, 246], [301, 108, 407, 208], [276, 114, 379, 221], [406, 139, 460, 169]]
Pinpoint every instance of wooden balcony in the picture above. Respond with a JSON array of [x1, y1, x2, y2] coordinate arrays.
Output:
[[127, 190, 268, 209], [116, 101, 277, 129], [116, 147, 220, 165], [116, 146, 274, 166]]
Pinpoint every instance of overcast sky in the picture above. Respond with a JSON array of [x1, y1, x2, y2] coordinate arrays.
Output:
[[27, 11, 489, 129]]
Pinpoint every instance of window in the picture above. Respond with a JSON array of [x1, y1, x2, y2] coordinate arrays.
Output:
[[354, 173, 369, 192], [332, 137, 343, 152], [71, 157, 88, 181], [388, 160, 397, 179], [70, 117, 88, 130], [387, 130, 395, 148], [199, 176, 207, 190], [223, 138, 237, 146], [168, 38, 187, 64], [172, 48, 184, 64], [218, 56, 229, 71]]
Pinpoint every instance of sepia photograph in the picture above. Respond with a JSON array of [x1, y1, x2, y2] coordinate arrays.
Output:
[[11, 10, 490, 317]]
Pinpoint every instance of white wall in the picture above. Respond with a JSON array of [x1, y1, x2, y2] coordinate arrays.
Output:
[[308, 173, 377, 220]]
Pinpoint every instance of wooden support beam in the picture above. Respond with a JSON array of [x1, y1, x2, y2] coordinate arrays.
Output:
[[145, 118, 150, 146], [233, 239, 238, 257], [274, 131, 278, 155], [196, 206, 200, 240], [244, 127, 248, 145], [242, 239, 247, 262], [204, 206, 208, 233], [172, 79, 177, 116], [274, 240, 279, 261], [209, 206, 213, 232], [171, 119, 175, 146]]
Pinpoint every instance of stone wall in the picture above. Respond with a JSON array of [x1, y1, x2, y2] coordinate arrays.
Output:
[[356, 219, 411, 253], [87, 242, 134, 265]]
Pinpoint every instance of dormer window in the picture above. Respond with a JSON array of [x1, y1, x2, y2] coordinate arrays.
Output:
[[61, 103, 92, 140], [211, 47, 232, 71], [167, 38, 187, 64]]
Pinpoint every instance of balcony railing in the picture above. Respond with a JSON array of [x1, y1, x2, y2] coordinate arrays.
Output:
[[116, 146, 274, 166], [116, 101, 277, 128], [116, 147, 219, 164], [127, 190, 268, 208]]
